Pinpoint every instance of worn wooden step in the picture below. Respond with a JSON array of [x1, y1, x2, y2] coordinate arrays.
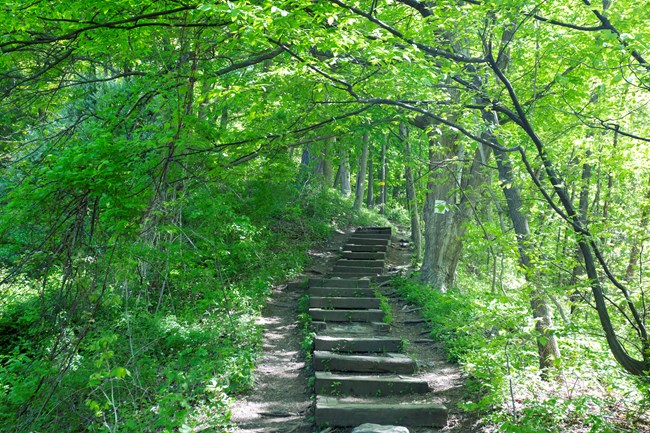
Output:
[[309, 278, 370, 288], [313, 351, 416, 374], [309, 308, 384, 322], [331, 272, 383, 280], [335, 259, 385, 268], [315, 396, 447, 427], [347, 237, 391, 246], [314, 335, 402, 353], [342, 251, 386, 260], [310, 297, 380, 310], [320, 322, 390, 335], [332, 267, 383, 276], [344, 245, 388, 253], [308, 287, 376, 297], [348, 232, 392, 240], [315, 372, 429, 396]]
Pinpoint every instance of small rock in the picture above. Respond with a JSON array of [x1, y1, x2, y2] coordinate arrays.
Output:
[[352, 423, 410, 433]]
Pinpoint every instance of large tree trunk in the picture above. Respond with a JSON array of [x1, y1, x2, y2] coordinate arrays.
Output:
[[354, 133, 370, 211], [401, 122, 422, 261], [418, 116, 488, 291]]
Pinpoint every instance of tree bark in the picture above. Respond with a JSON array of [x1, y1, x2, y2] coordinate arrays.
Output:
[[494, 147, 561, 372], [417, 114, 488, 291], [379, 137, 387, 214], [321, 137, 335, 188], [625, 176, 650, 281], [339, 149, 351, 196], [401, 122, 422, 261], [367, 145, 374, 208], [354, 133, 370, 211]]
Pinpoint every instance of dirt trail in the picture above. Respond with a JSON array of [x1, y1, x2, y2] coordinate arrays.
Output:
[[231, 228, 480, 433]]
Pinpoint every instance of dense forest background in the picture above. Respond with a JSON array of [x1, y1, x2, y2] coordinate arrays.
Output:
[[0, 1, 649, 432]]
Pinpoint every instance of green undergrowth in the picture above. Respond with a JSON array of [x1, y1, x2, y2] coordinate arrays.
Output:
[[0, 183, 389, 433], [296, 292, 315, 362], [374, 290, 393, 325], [393, 275, 649, 433]]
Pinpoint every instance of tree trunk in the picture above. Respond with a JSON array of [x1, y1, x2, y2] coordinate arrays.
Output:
[[339, 150, 351, 196], [379, 137, 387, 214], [354, 133, 370, 211], [625, 177, 650, 281], [417, 114, 489, 291], [494, 148, 561, 372], [321, 137, 335, 188], [401, 122, 422, 261], [367, 145, 374, 208]]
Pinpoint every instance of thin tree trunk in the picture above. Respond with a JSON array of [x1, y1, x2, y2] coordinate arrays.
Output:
[[379, 137, 387, 214], [570, 153, 591, 312], [339, 150, 351, 196], [494, 148, 561, 372], [354, 133, 370, 211], [626, 176, 650, 280], [367, 145, 374, 208], [401, 122, 422, 260], [321, 137, 334, 188]]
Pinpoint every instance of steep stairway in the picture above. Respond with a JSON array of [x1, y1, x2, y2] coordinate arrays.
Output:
[[308, 227, 448, 429]]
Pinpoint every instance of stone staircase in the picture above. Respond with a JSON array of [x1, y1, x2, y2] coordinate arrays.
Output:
[[308, 227, 448, 429]]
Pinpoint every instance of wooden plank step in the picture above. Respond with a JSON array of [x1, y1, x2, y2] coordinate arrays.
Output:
[[335, 259, 385, 268], [315, 372, 429, 396], [315, 396, 447, 427], [348, 232, 392, 239], [331, 271, 383, 279], [332, 267, 383, 276], [347, 237, 391, 246], [314, 335, 402, 353], [310, 297, 380, 310], [309, 309, 384, 322], [342, 251, 386, 260], [309, 278, 370, 288], [321, 322, 390, 335], [313, 351, 416, 374], [308, 287, 376, 297], [344, 245, 388, 253]]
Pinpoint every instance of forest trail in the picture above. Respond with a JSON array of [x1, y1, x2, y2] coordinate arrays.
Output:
[[232, 228, 474, 433]]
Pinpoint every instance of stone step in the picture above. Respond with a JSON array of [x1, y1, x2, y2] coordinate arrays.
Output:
[[347, 237, 391, 246], [308, 287, 376, 297], [313, 351, 416, 374], [314, 335, 402, 353], [342, 251, 386, 260], [332, 267, 383, 276], [310, 297, 380, 310], [335, 259, 385, 268], [344, 245, 389, 253], [315, 396, 447, 427], [349, 232, 392, 239], [309, 308, 385, 322], [355, 226, 392, 235], [309, 278, 370, 288], [314, 372, 429, 396]]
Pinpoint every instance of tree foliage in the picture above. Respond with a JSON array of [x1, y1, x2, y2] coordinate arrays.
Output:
[[1, 0, 649, 431]]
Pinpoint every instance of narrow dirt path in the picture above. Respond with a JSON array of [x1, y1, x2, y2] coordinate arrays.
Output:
[[231, 228, 480, 433], [230, 230, 347, 433]]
